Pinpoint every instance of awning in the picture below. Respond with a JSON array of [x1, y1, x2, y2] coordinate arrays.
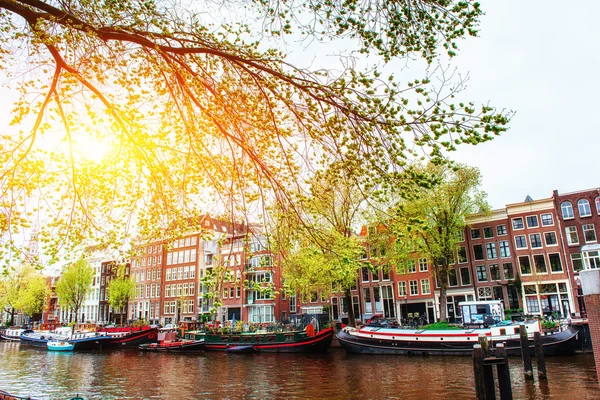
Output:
[[581, 244, 600, 252]]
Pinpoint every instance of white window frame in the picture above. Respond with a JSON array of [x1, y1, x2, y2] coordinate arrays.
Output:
[[578, 199, 592, 217]]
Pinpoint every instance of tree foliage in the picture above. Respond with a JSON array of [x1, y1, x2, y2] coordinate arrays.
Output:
[[107, 264, 135, 325], [381, 162, 488, 321], [55, 258, 94, 322], [0, 263, 48, 324], [0, 0, 510, 267], [273, 168, 369, 325]]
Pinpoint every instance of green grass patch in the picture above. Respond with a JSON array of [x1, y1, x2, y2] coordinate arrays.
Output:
[[421, 321, 462, 330]]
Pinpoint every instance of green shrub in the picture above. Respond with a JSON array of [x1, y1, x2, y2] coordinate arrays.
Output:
[[421, 321, 461, 330]]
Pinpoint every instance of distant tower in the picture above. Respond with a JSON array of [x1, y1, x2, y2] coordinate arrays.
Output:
[[25, 224, 40, 264]]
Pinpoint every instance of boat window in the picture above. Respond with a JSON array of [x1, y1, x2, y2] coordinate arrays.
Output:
[[255, 336, 264, 343], [232, 336, 240, 342], [266, 335, 276, 342], [221, 336, 229, 342], [243, 336, 252, 343], [514, 327, 520, 334], [499, 329, 506, 335], [284, 334, 294, 342]]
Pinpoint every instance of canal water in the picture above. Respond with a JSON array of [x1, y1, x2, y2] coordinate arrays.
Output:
[[1, 341, 598, 399]]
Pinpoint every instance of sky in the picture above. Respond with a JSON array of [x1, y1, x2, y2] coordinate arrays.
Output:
[[1, 0, 598, 215], [444, 1, 600, 209]]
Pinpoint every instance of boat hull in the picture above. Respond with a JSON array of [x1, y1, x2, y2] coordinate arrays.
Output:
[[139, 340, 204, 352], [336, 326, 579, 356], [47, 342, 75, 351], [101, 327, 159, 348], [204, 327, 334, 353]]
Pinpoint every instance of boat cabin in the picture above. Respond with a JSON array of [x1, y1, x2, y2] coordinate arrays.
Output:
[[460, 300, 505, 328]]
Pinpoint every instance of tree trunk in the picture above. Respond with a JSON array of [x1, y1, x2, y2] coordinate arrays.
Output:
[[9, 308, 14, 326], [120, 306, 124, 326], [344, 288, 355, 327], [439, 283, 448, 322], [436, 266, 449, 322]]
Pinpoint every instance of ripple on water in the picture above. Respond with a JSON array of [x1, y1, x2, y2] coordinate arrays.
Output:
[[1, 343, 598, 399]]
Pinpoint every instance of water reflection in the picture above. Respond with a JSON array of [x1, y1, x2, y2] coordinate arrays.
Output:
[[1, 342, 597, 399]]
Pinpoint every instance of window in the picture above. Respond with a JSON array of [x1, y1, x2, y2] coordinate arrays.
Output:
[[409, 280, 419, 296], [496, 224, 507, 236], [541, 213, 554, 226], [514, 235, 527, 249], [583, 224, 597, 243], [548, 253, 563, 273], [398, 281, 407, 296], [571, 253, 583, 272], [486, 243, 497, 259], [528, 234, 542, 249], [382, 265, 390, 280], [565, 226, 579, 245], [489, 264, 500, 281], [471, 228, 481, 239], [502, 262, 514, 280], [407, 260, 417, 273], [473, 244, 484, 261], [578, 199, 592, 217], [596, 197, 600, 215], [476, 265, 487, 282], [418, 258, 428, 272], [543, 232, 557, 246], [561, 201, 574, 219], [533, 254, 547, 273], [362, 267, 369, 282], [483, 227, 494, 239], [583, 251, 600, 269], [519, 256, 532, 275], [499, 241, 511, 258], [460, 267, 471, 285], [420, 279, 431, 295], [458, 246, 468, 263], [526, 215, 539, 228], [448, 269, 458, 287], [512, 217, 524, 230], [526, 296, 540, 313]]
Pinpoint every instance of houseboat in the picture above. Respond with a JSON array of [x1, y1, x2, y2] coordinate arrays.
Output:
[[0, 328, 28, 342], [337, 320, 579, 356], [186, 327, 335, 353], [97, 326, 158, 347], [138, 329, 204, 352], [20, 328, 112, 350]]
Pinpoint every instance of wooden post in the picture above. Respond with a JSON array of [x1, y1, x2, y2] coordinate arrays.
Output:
[[478, 334, 490, 356], [533, 331, 547, 380], [519, 324, 533, 379], [496, 344, 513, 400], [473, 344, 486, 400]]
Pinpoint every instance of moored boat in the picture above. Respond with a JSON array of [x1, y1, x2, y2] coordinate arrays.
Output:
[[47, 341, 75, 351], [336, 320, 579, 356], [20, 330, 69, 348], [139, 339, 205, 352], [98, 326, 158, 348], [196, 327, 334, 353], [0, 329, 29, 342]]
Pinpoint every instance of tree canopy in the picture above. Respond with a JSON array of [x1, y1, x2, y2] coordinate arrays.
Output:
[[0, 0, 510, 266], [55, 258, 94, 322], [273, 168, 369, 324], [1, 263, 49, 324], [380, 162, 488, 321], [107, 264, 135, 325]]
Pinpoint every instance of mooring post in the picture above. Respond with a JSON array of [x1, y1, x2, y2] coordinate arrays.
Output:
[[478, 333, 490, 356], [473, 344, 487, 400], [533, 331, 547, 380], [519, 324, 533, 379], [495, 344, 513, 400]]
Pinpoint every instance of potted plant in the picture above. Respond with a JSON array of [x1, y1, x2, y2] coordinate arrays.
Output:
[[541, 319, 559, 333]]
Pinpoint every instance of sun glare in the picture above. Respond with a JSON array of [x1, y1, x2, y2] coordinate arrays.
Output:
[[71, 135, 114, 164]]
